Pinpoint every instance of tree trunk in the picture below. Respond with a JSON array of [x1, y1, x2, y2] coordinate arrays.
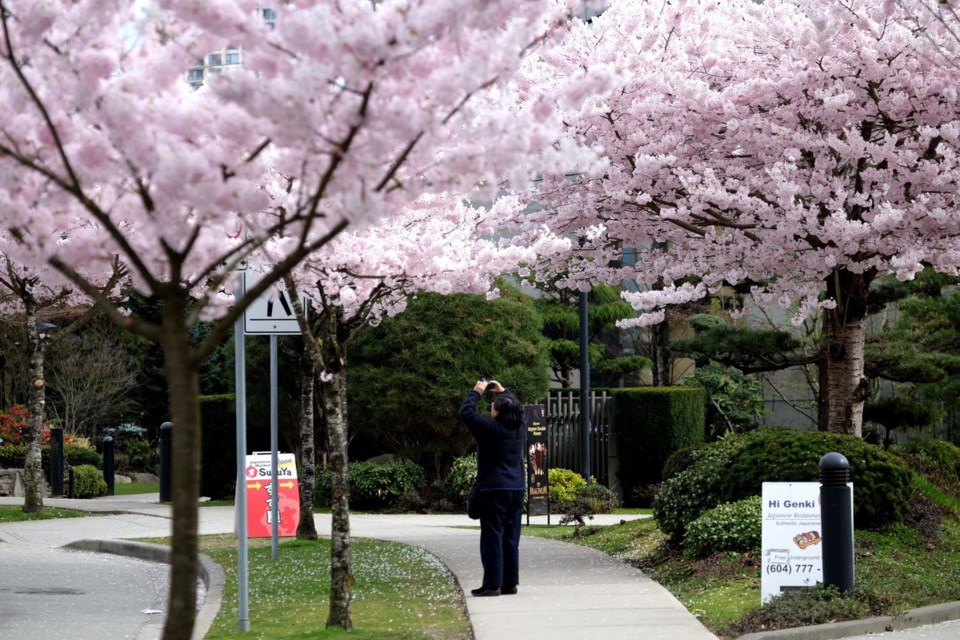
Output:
[[22, 299, 44, 513], [818, 270, 871, 437], [650, 318, 671, 387], [159, 299, 202, 640], [325, 369, 353, 630], [296, 345, 318, 540]]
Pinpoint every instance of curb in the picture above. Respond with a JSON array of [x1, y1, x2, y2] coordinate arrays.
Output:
[[62, 539, 225, 640], [737, 601, 960, 640]]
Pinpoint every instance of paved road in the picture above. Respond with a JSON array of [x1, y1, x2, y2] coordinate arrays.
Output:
[[842, 622, 960, 640], [0, 544, 168, 640]]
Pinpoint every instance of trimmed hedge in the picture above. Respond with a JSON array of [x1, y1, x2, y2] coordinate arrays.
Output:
[[653, 428, 915, 545], [317, 460, 427, 511], [610, 387, 705, 506], [0, 443, 101, 472], [200, 394, 237, 500]]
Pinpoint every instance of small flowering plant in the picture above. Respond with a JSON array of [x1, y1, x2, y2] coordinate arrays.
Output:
[[0, 405, 64, 446]]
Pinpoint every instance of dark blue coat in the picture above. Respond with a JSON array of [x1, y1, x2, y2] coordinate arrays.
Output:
[[459, 390, 525, 491]]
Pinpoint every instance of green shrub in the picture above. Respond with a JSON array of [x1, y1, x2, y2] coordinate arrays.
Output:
[[575, 483, 620, 514], [899, 439, 960, 478], [548, 468, 586, 510], [721, 429, 913, 530], [662, 446, 698, 482], [727, 585, 894, 637], [116, 438, 156, 473], [0, 443, 26, 468], [66, 444, 101, 469], [683, 496, 761, 557], [610, 387, 705, 506], [652, 444, 734, 542], [435, 455, 477, 509], [653, 428, 915, 546], [72, 464, 107, 498], [316, 461, 426, 511]]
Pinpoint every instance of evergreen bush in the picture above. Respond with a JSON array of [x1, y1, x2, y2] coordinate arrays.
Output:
[[610, 387, 705, 506], [316, 460, 426, 511], [65, 444, 101, 469], [435, 454, 477, 509], [654, 428, 915, 545], [72, 464, 108, 498], [683, 496, 762, 557], [898, 439, 960, 479], [548, 468, 586, 510], [576, 483, 620, 514], [721, 429, 913, 529]]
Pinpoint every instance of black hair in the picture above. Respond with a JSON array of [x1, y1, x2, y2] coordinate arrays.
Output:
[[493, 391, 524, 429]]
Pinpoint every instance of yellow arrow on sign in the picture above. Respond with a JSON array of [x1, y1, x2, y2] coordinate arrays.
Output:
[[246, 482, 262, 490], [280, 481, 295, 489]]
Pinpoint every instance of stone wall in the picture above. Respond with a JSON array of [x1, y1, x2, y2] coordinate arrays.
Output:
[[0, 469, 24, 497]]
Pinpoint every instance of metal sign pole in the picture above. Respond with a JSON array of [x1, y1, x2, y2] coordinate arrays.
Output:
[[270, 334, 280, 560], [234, 273, 250, 632]]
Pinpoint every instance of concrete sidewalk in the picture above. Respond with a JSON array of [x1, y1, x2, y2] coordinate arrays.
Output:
[[0, 493, 718, 640]]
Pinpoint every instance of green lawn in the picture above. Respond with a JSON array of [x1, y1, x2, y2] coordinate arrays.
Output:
[[0, 504, 89, 522], [199, 535, 471, 640], [114, 482, 159, 495]]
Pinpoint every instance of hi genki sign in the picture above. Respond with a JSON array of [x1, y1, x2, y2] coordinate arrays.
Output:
[[761, 482, 823, 604]]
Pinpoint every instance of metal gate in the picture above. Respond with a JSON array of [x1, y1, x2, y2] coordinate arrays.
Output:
[[543, 390, 611, 486]]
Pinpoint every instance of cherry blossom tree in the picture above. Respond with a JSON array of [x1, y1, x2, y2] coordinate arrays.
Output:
[[527, 0, 960, 436], [0, 1, 591, 636], [280, 193, 568, 627], [0, 253, 125, 512]]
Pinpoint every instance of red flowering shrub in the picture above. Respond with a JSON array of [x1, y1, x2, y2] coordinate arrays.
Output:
[[0, 406, 61, 446]]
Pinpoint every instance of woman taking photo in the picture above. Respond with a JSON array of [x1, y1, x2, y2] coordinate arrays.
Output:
[[459, 378, 525, 597]]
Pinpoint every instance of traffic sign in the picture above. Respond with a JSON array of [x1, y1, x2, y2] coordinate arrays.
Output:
[[242, 269, 306, 335]]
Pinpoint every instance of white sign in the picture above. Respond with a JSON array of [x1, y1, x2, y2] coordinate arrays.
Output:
[[243, 270, 306, 335], [761, 482, 823, 603]]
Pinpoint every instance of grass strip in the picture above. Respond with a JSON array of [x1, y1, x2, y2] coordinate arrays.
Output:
[[201, 535, 472, 640]]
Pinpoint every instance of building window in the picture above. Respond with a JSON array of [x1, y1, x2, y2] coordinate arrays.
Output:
[[187, 68, 204, 82], [226, 51, 241, 65], [208, 53, 222, 66]]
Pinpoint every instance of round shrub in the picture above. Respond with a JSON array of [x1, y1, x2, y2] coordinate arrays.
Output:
[[662, 446, 699, 482], [683, 496, 761, 557], [72, 464, 107, 498], [575, 483, 620, 514], [435, 454, 477, 509], [65, 444, 101, 469], [721, 429, 914, 530], [899, 439, 960, 479], [116, 438, 157, 473], [652, 443, 734, 542], [653, 428, 915, 545], [548, 468, 586, 510], [316, 460, 426, 511]]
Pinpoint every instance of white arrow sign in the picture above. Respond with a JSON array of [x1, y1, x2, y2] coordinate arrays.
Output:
[[242, 270, 306, 335]]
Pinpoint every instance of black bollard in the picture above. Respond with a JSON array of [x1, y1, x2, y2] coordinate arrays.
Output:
[[103, 436, 115, 496], [159, 422, 172, 503], [50, 427, 64, 497], [820, 452, 854, 593]]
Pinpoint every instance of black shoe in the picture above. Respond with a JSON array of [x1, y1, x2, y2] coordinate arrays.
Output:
[[471, 586, 501, 597], [501, 586, 518, 595]]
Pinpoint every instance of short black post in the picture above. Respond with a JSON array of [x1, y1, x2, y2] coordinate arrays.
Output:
[[102, 436, 115, 496], [820, 452, 854, 593], [50, 427, 64, 496], [159, 422, 172, 503], [67, 466, 75, 499]]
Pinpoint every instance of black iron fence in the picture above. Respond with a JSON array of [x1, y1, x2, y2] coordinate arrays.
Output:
[[543, 390, 612, 486]]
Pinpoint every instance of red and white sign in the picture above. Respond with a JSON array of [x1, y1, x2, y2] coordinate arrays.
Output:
[[244, 452, 300, 538]]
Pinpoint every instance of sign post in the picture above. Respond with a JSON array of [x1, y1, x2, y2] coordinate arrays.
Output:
[[761, 482, 823, 603], [244, 452, 301, 537], [524, 404, 549, 524]]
